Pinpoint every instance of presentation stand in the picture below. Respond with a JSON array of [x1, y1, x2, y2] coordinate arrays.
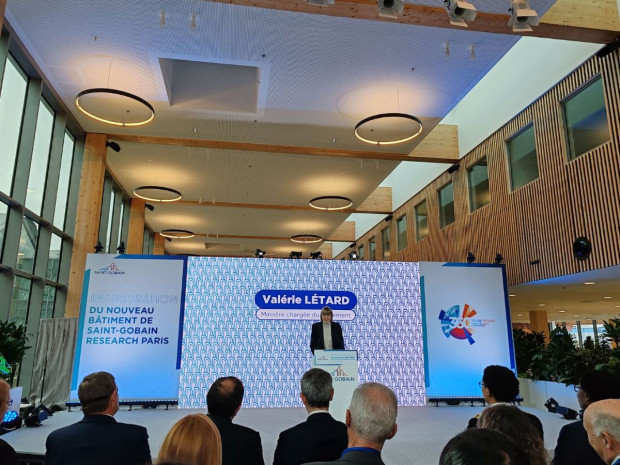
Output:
[[312, 350, 358, 422]]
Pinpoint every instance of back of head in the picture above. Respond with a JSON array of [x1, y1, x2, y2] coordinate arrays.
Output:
[[207, 377, 244, 417], [478, 405, 547, 465], [78, 371, 116, 415], [158, 414, 222, 465], [349, 382, 397, 443], [580, 371, 620, 403], [301, 368, 333, 408], [440, 428, 530, 465], [482, 365, 519, 403]]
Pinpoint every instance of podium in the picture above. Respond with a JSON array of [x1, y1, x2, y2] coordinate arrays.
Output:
[[312, 350, 358, 422]]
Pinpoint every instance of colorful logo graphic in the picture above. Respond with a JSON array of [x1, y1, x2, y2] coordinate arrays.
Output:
[[94, 262, 126, 275], [0, 354, 10, 376], [439, 304, 478, 345], [331, 365, 355, 381]]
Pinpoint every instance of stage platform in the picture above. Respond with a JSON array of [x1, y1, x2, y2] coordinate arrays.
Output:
[[3, 405, 571, 464]]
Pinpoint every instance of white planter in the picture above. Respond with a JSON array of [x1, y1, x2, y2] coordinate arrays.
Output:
[[519, 378, 580, 412]]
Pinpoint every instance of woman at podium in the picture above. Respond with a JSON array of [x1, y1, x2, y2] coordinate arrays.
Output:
[[310, 307, 345, 354]]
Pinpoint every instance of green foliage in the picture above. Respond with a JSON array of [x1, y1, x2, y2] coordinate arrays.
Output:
[[0, 320, 31, 385], [602, 318, 620, 347], [514, 325, 613, 385]]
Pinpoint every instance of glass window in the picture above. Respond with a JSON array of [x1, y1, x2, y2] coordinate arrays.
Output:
[[116, 201, 125, 251], [381, 227, 390, 260], [53, 132, 75, 230], [369, 237, 376, 261], [358, 244, 365, 260], [415, 201, 428, 241], [41, 286, 56, 319], [0, 201, 7, 259], [9, 277, 32, 324], [25, 100, 55, 214], [17, 217, 39, 274], [438, 183, 455, 228], [397, 215, 407, 250], [105, 189, 115, 253], [0, 57, 28, 195], [47, 234, 62, 282], [468, 158, 490, 212], [563, 77, 610, 160], [507, 125, 539, 190]]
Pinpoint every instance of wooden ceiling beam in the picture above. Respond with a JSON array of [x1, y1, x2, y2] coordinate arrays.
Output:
[[106, 133, 457, 164], [201, 0, 618, 44], [169, 199, 390, 214]]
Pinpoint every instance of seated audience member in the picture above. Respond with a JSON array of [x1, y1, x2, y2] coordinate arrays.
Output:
[[45, 371, 151, 465], [440, 428, 531, 465], [469, 365, 544, 440], [0, 379, 17, 465], [158, 414, 222, 465], [479, 404, 548, 465], [583, 399, 620, 465], [273, 368, 347, 465], [207, 376, 264, 465], [554, 371, 620, 465], [305, 382, 398, 465]]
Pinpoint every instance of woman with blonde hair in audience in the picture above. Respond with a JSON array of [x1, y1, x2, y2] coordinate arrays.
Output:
[[158, 414, 222, 465], [478, 404, 548, 465]]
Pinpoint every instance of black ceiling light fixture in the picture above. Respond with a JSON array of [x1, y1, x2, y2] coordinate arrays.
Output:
[[75, 88, 155, 127], [354, 113, 423, 145], [573, 237, 592, 261], [494, 253, 503, 265], [349, 251, 359, 260], [160, 229, 195, 239], [310, 251, 323, 259], [290, 234, 323, 244], [309, 196, 353, 211], [255, 249, 266, 258], [134, 186, 182, 202], [105, 141, 121, 152]]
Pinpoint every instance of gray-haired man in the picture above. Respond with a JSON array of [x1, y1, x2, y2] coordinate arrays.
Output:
[[584, 399, 620, 465], [273, 368, 347, 465], [305, 382, 398, 465]]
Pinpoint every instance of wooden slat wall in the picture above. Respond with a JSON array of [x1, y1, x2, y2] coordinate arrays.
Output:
[[337, 51, 620, 287]]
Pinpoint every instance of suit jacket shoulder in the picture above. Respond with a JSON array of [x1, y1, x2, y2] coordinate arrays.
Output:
[[0, 438, 18, 465], [209, 414, 265, 465], [305, 450, 385, 465], [553, 420, 605, 465]]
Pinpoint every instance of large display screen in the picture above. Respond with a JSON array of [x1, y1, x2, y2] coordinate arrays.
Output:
[[180, 257, 425, 408]]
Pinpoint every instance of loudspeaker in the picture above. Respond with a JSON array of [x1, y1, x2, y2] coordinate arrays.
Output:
[[573, 237, 592, 260]]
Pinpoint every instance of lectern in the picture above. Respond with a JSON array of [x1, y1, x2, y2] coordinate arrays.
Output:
[[312, 350, 358, 422]]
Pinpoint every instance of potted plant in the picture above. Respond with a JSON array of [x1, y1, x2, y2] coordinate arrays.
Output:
[[0, 320, 31, 385]]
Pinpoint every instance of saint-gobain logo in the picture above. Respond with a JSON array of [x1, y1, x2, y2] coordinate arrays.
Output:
[[439, 304, 478, 345], [331, 365, 355, 382], [93, 262, 126, 275]]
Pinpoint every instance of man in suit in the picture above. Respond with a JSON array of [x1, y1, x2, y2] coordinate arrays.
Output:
[[584, 399, 620, 465], [305, 382, 398, 465], [207, 376, 265, 465], [310, 307, 345, 354], [0, 378, 17, 465], [468, 364, 544, 440], [273, 368, 347, 465], [45, 371, 151, 465], [553, 371, 620, 465]]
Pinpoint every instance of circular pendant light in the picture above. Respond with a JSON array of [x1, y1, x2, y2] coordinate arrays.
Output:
[[309, 196, 353, 211], [354, 113, 423, 145], [76, 88, 155, 127], [134, 186, 182, 202], [160, 229, 195, 239], [290, 234, 323, 244]]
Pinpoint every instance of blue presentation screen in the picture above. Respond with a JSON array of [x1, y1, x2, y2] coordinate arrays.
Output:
[[180, 257, 426, 408]]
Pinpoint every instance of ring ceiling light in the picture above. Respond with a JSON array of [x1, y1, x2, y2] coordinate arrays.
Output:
[[309, 196, 353, 211], [134, 186, 182, 202], [75, 88, 155, 127], [160, 229, 195, 239], [354, 113, 423, 145], [290, 234, 323, 244]]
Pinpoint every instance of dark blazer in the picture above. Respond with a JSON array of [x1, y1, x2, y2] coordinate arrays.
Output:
[[273, 411, 348, 465], [44, 414, 151, 465], [208, 413, 265, 465], [305, 449, 385, 465], [310, 322, 345, 353], [552, 419, 605, 465], [0, 438, 18, 465]]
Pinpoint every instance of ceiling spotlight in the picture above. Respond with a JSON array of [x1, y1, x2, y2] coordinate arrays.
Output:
[[94, 241, 104, 253], [494, 253, 504, 265], [255, 249, 266, 258], [349, 251, 359, 260], [105, 141, 121, 152], [508, 0, 539, 32], [466, 252, 475, 263], [145, 203, 155, 212], [378, 0, 404, 18], [310, 251, 323, 259], [444, 0, 477, 27], [447, 163, 460, 174], [384, 214, 393, 223], [117, 241, 126, 254], [289, 251, 302, 259], [573, 236, 592, 261]]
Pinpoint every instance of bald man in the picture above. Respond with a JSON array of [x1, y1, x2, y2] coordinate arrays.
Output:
[[0, 379, 18, 465], [583, 399, 620, 465]]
